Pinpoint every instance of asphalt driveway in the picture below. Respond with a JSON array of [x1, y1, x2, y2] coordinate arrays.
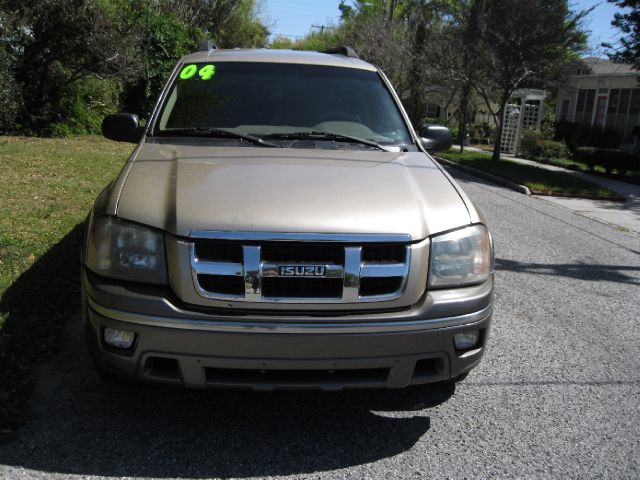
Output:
[[1, 168, 639, 479]]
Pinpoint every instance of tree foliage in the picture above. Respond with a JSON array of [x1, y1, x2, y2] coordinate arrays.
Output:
[[0, 0, 267, 134], [121, 2, 197, 118], [163, 0, 268, 47], [605, 0, 640, 69], [332, 0, 456, 125], [477, 0, 587, 159]]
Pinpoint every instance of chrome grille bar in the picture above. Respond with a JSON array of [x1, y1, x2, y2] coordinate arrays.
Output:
[[360, 263, 407, 277], [191, 231, 411, 243], [343, 246, 362, 302], [195, 262, 243, 277]]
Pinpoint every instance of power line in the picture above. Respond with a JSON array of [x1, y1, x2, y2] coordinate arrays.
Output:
[[311, 24, 336, 33], [270, 33, 306, 38]]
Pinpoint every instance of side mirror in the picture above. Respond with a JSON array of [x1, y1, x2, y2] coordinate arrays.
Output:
[[102, 113, 143, 143], [419, 124, 452, 152]]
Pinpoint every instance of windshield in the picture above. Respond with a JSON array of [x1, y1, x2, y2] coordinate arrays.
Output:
[[154, 62, 412, 147]]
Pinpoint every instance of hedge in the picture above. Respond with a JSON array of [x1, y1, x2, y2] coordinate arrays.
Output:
[[574, 147, 639, 174]]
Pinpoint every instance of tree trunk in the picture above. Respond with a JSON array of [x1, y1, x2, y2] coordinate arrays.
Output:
[[491, 92, 510, 161], [458, 82, 472, 153], [407, 21, 427, 128], [458, 0, 484, 153]]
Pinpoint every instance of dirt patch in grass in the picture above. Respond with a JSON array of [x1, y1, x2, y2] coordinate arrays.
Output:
[[0, 136, 130, 435], [438, 149, 623, 200]]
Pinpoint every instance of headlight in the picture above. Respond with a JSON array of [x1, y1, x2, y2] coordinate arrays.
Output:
[[428, 224, 492, 288], [86, 216, 167, 284]]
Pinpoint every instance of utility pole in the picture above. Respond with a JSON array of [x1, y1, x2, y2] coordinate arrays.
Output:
[[311, 25, 327, 33]]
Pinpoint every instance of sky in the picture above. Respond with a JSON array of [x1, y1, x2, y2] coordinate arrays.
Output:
[[260, 0, 626, 56]]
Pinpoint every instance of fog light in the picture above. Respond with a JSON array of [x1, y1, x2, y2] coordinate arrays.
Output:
[[103, 328, 136, 349], [454, 330, 480, 350]]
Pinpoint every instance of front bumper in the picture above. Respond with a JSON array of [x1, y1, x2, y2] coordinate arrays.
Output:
[[83, 270, 493, 390]]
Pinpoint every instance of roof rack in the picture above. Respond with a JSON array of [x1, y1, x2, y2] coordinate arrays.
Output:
[[195, 39, 218, 53], [323, 46, 359, 59]]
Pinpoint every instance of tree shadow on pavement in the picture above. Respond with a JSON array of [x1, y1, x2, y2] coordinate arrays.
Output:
[[495, 257, 640, 285], [0, 316, 450, 478], [0, 223, 85, 433]]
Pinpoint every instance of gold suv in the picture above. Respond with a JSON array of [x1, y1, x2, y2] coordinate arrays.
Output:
[[82, 45, 494, 389]]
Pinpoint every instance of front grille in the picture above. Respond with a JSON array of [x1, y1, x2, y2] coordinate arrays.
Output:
[[360, 277, 403, 297], [195, 240, 243, 263], [362, 244, 406, 263], [262, 243, 344, 264], [262, 277, 343, 298], [190, 235, 410, 303], [197, 274, 244, 296]]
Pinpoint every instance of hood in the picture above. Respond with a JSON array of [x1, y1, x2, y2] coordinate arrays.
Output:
[[115, 140, 471, 240]]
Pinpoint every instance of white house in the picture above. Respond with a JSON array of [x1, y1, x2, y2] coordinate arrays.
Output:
[[556, 57, 640, 150]]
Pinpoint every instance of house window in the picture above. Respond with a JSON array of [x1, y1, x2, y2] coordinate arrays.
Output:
[[560, 99, 570, 121], [608, 90, 619, 113], [630, 89, 640, 115], [620, 89, 631, 113], [626, 89, 640, 142], [575, 89, 595, 125], [425, 103, 440, 119], [605, 89, 640, 142], [607, 89, 620, 130], [576, 89, 586, 112]]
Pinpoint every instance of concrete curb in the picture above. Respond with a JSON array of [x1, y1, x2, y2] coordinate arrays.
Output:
[[434, 156, 531, 195]]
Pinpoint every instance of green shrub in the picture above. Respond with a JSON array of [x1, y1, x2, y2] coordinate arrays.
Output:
[[49, 122, 75, 138], [539, 110, 557, 140], [521, 129, 544, 157], [122, 6, 197, 117], [555, 121, 621, 152], [422, 117, 445, 126], [574, 147, 639, 174], [450, 126, 459, 141], [521, 129, 568, 159], [538, 140, 569, 159], [49, 78, 123, 137]]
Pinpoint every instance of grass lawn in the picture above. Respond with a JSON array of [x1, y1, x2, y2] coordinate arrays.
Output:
[[529, 155, 640, 185], [437, 149, 622, 199], [0, 136, 130, 431]]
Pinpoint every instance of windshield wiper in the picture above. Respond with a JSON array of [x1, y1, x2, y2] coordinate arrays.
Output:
[[156, 127, 281, 148], [266, 131, 389, 151]]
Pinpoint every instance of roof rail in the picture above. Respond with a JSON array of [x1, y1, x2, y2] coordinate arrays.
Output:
[[323, 46, 359, 59], [195, 39, 218, 53]]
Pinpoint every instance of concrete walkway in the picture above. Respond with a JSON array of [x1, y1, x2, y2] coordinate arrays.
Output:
[[454, 145, 640, 235]]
